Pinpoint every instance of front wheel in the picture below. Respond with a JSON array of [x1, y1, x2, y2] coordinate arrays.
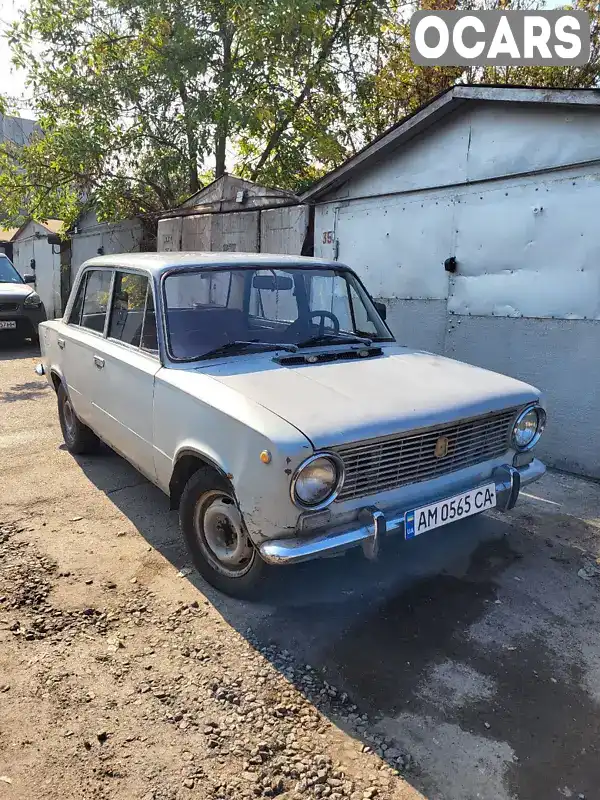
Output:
[[57, 384, 100, 455], [179, 469, 265, 598]]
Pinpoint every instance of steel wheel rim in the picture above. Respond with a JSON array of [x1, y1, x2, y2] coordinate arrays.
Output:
[[63, 397, 77, 441], [193, 490, 254, 578]]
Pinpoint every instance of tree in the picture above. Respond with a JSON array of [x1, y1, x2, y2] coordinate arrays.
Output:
[[2, 0, 599, 228], [342, 0, 600, 142], [0, 0, 386, 226]]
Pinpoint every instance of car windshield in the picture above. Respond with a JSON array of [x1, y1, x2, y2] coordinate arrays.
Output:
[[163, 266, 394, 361], [0, 255, 23, 284]]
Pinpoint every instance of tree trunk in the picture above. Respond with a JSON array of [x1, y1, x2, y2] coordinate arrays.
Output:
[[250, 0, 356, 181], [215, 22, 234, 179], [179, 81, 200, 195]]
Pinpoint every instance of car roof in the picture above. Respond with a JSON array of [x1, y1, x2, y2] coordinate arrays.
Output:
[[80, 252, 347, 276]]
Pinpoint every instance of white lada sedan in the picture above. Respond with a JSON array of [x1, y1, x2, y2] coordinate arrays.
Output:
[[36, 253, 546, 597]]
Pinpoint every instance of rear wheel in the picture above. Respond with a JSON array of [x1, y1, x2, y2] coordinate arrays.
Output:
[[179, 469, 265, 597], [57, 384, 100, 455]]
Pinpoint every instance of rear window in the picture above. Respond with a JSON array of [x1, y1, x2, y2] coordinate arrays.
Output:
[[108, 272, 148, 347], [80, 270, 112, 332]]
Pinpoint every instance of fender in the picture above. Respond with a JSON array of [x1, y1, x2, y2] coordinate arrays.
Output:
[[172, 443, 231, 481]]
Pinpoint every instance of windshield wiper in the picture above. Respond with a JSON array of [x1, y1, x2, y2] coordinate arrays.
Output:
[[199, 340, 298, 360], [296, 334, 373, 349]]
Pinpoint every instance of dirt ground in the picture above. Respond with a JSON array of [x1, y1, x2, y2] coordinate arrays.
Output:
[[1, 345, 599, 800]]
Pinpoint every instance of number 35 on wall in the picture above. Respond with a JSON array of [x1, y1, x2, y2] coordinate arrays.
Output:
[[322, 230, 335, 245]]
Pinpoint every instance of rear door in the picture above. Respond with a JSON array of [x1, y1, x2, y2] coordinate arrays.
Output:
[[88, 270, 160, 480], [61, 268, 113, 425]]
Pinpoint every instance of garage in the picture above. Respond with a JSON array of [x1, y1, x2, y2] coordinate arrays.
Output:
[[303, 85, 600, 479]]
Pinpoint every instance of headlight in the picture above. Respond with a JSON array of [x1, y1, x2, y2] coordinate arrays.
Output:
[[24, 292, 42, 308], [291, 453, 344, 509], [512, 405, 546, 451]]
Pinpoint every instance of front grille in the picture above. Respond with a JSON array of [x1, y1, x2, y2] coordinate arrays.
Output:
[[0, 303, 19, 312], [335, 408, 517, 502]]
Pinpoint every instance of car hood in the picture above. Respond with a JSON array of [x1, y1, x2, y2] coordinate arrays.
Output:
[[0, 282, 33, 301], [194, 345, 540, 448]]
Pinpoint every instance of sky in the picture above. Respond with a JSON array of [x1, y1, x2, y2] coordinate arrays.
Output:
[[0, 0, 32, 115], [0, 0, 573, 121]]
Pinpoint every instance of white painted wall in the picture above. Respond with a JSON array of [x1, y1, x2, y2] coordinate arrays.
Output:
[[313, 100, 600, 478], [12, 222, 61, 319], [71, 210, 144, 283], [324, 102, 600, 202]]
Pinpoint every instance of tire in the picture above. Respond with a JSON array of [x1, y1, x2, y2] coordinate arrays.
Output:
[[57, 384, 100, 455], [179, 468, 265, 598]]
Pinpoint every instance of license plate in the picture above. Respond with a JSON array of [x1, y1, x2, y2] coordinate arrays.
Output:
[[405, 483, 496, 539], [0, 321, 17, 330]]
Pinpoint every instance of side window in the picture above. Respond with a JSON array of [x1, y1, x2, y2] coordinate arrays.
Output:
[[68, 274, 87, 325], [349, 284, 379, 336], [81, 270, 113, 332], [108, 272, 148, 348]]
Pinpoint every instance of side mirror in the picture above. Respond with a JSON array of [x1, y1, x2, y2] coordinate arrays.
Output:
[[23, 274, 36, 284], [374, 301, 387, 321]]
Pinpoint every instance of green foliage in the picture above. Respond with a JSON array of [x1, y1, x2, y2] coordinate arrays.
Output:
[[1, 0, 599, 227], [0, 0, 387, 225]]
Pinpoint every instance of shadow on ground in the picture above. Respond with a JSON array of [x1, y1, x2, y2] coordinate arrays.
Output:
[[0, 341, 39, 361], [0, 379, 49, 403], [72, 446, 600, 800]]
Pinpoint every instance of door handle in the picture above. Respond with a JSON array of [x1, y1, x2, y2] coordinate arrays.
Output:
[[93, 355, 105, 369], [57, 338, 65, 349]]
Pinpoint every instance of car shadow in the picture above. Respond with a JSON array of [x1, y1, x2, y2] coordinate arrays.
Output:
[[0, 342, 40, 362], [73, 445, 545, 798]]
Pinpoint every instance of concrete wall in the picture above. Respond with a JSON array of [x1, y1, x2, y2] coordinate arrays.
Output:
[[169, 211, 260, 252], [157, 204, 309, 256], [12, 222, 61, 319], [261, 206, 309, 254], [71, 210, 144, 283], [313, 100, 600, 478]]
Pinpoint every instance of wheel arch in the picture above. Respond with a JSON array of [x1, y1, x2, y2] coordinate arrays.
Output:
[[49, 369, 63, 393], [169, 448, 233, 510]]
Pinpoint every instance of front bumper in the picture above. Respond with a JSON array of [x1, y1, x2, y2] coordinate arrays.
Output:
[[258, 459, 545, 565]]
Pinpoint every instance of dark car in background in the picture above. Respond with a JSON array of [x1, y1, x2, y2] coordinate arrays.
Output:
[[0, 254, 46, 344]]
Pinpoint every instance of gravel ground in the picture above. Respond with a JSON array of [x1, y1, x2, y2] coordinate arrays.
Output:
[[0, 346, 421, 800], [1, 346, 599, 800]]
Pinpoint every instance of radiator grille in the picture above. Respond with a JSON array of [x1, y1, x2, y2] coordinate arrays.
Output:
[[334, 408, 517, 502], [0, 303, 19, 312]]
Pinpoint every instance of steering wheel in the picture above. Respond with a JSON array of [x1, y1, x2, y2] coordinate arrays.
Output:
[[287, 310, 340, 339]]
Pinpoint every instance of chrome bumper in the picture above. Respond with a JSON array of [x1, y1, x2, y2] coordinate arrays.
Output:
[[258, 459, 545, 566]]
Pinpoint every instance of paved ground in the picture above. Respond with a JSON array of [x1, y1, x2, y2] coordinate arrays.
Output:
[[1, 345, 599, 800]]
